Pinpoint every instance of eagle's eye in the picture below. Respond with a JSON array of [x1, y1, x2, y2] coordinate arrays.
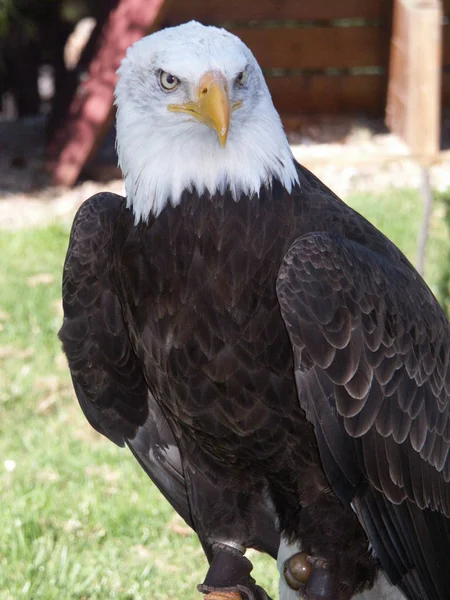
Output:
[[235, 70, 248, 86], [160, 71, 179, 91]]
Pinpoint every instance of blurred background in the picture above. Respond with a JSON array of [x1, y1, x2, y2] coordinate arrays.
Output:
[[1, 0, 450, 598]]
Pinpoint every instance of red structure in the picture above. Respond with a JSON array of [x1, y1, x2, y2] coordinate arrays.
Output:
[[49, 0, 169, 186]]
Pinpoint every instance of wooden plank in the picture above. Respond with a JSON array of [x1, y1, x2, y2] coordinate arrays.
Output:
[[167, 0, 388, 23], [267, 74, 386, 114], [386, 0, 407, 132], [386, 0, 442, 158], [50, 0, 171, 186], [442, 71, 450, 105], [442, 23, 450, 65], [232, 26, 384, 69]]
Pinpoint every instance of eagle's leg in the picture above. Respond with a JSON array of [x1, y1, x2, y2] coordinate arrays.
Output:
[[278, 506, 376, 600], [177, 439, 274, 600], [269, 473, 377, 600], [198, 542, 273, 600]]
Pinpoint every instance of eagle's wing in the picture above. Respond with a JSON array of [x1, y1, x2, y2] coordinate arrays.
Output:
[[59, 192, 279, 561], [59, 192, 196, 531], [128, 404, 280, 560], [276, 231, 450, 600]]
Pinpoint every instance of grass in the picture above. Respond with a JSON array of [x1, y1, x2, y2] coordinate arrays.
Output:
[[0, 188, 449, 600]]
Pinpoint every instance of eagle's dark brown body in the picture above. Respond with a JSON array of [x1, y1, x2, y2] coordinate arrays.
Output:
[[60, 163, 450, 600]]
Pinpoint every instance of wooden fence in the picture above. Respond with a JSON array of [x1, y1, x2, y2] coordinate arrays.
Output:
[[162, 0, 393, 115], [48, 0, 449, 185], [443, 0, 450, 109]]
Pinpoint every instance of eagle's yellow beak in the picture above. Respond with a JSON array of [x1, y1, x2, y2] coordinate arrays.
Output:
[[168, 71, 240, 148]]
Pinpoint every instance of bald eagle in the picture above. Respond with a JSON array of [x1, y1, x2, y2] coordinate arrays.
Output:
[[59, 21, 450, 600]]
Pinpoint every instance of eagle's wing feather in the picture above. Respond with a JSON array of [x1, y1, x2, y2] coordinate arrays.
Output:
[[276, 231, 450, 599], [60, 193, 148, 445], [127, 403, 279, 560], [126, 396, 196, 530], [59, 192, 196, 530]]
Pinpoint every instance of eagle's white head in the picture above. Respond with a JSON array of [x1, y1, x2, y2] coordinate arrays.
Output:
[[115, 21, 299, 222]]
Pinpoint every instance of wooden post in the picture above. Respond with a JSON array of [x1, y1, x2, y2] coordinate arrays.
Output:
[[386, 0, 442, 158], [385, 0, 442, 275], [50, 0, 170, 187]]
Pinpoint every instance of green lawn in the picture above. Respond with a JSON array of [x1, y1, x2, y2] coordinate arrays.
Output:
[[1, 189, 449, 599]]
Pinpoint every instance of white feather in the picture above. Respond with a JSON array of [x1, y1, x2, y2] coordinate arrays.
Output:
[[114, 21, 298, 222], [277, 536, 407, 600]]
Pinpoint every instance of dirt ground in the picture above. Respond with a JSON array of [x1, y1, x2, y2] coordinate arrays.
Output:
[[1, 115, 450, 230]]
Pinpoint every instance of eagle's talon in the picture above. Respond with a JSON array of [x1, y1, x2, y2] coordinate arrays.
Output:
[[284, 552, 334, 599], [284, 552, 312, 589], [304, 564, 334, 599]]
